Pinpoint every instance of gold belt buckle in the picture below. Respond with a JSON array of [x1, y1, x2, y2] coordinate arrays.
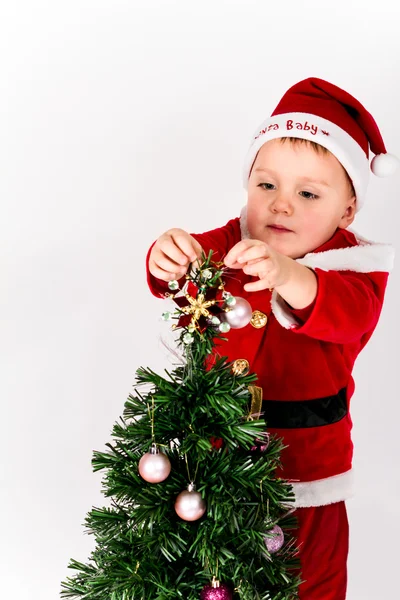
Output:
[[247, 384, 263, 420]]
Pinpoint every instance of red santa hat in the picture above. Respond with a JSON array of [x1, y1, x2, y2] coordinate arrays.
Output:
[[242, 77, 399, 212]]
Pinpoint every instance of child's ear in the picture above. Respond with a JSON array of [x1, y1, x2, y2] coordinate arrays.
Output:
[[339, 195, 356, 228]]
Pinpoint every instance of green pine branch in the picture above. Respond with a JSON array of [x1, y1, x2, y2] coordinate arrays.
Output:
[[60, 250, 302, 599]]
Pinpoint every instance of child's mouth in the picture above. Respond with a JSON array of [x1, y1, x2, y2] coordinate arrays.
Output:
[[268, 225, 293, 233]]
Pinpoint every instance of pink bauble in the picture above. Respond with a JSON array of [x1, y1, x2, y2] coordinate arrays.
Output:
[[174, 484, 206, 521], [200, 581, 233, 600], [264, 524, 284, 553], [251, 432, 270, 452], [138, 447, 171, 483], [222, 297, 252, 329]]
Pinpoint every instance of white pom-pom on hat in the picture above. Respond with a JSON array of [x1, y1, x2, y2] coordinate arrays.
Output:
[[371, 153, 400, 177]]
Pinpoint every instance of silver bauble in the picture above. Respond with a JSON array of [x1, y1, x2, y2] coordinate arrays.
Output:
[[174, 482, 206, 521], [138, 444, 171, 483], [222, 296, 252, 329]]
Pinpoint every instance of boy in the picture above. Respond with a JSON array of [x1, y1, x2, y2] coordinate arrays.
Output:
[[145, 77, 398, 599]]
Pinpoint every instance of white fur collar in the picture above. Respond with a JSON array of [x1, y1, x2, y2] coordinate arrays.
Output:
[[239, 205, 395, 273]]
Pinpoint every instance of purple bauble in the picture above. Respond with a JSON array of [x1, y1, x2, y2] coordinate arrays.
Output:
[[200, 581, 233, 600], [138, 444, 171, 483], [264, 524, 285, 553], [222, 296, 252, 329]]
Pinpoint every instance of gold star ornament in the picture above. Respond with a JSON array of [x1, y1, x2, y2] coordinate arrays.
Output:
[[180, 292, 216, 328]]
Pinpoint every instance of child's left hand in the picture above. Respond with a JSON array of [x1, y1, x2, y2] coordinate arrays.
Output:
[[224, 239, 295, 292]]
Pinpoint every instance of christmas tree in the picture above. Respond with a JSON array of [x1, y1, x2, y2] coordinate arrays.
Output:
[[60, 251, 302, 599]]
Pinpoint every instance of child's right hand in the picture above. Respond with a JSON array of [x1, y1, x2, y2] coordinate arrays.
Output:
[[148, 228, 204, 282]]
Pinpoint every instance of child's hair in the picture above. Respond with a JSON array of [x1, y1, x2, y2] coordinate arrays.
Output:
[[281, 136, 356, 198]]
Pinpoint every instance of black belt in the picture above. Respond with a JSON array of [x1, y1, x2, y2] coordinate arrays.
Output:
[[261, 387, 348, 429]]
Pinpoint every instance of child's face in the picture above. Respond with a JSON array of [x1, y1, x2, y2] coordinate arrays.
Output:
[[246, 138, 357, 259]]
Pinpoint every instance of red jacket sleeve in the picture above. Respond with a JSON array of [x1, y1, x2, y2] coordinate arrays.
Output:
[[145, 217, 239, 298], [285, 296, 316, 323], [274, 267, 389, 343]]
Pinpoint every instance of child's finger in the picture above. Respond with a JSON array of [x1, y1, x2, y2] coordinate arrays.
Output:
[[171, 231, 202, 263], [190, 237, 204, 261], [243, 279, 270, 292], [224, 260, 243, 269], [224, 255, 265, 271], [224, 240, 251, 266], [190, 241, 205, 270], [155, 252, 188, 277], [237, 248, 267, 264], [149, 262, 179, 282], [160, 236, 191, 266], [246, 257, 265, 266]]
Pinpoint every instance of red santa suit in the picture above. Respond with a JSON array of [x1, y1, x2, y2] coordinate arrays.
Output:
[[145, 209, 394, 509], [146, 209, 394, 600], [144, 74, 399, 599]]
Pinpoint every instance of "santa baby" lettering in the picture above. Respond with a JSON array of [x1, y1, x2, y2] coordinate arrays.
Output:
[[286, 119, 318, 135], [255, 119, 327, 140]]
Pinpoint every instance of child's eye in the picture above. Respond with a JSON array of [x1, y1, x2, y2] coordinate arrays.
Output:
[[300, 190, 319, 200], [258, 183, 318, 200]]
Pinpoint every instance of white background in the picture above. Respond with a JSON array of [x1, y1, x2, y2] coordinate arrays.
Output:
[[1, 1, 399, 598]]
